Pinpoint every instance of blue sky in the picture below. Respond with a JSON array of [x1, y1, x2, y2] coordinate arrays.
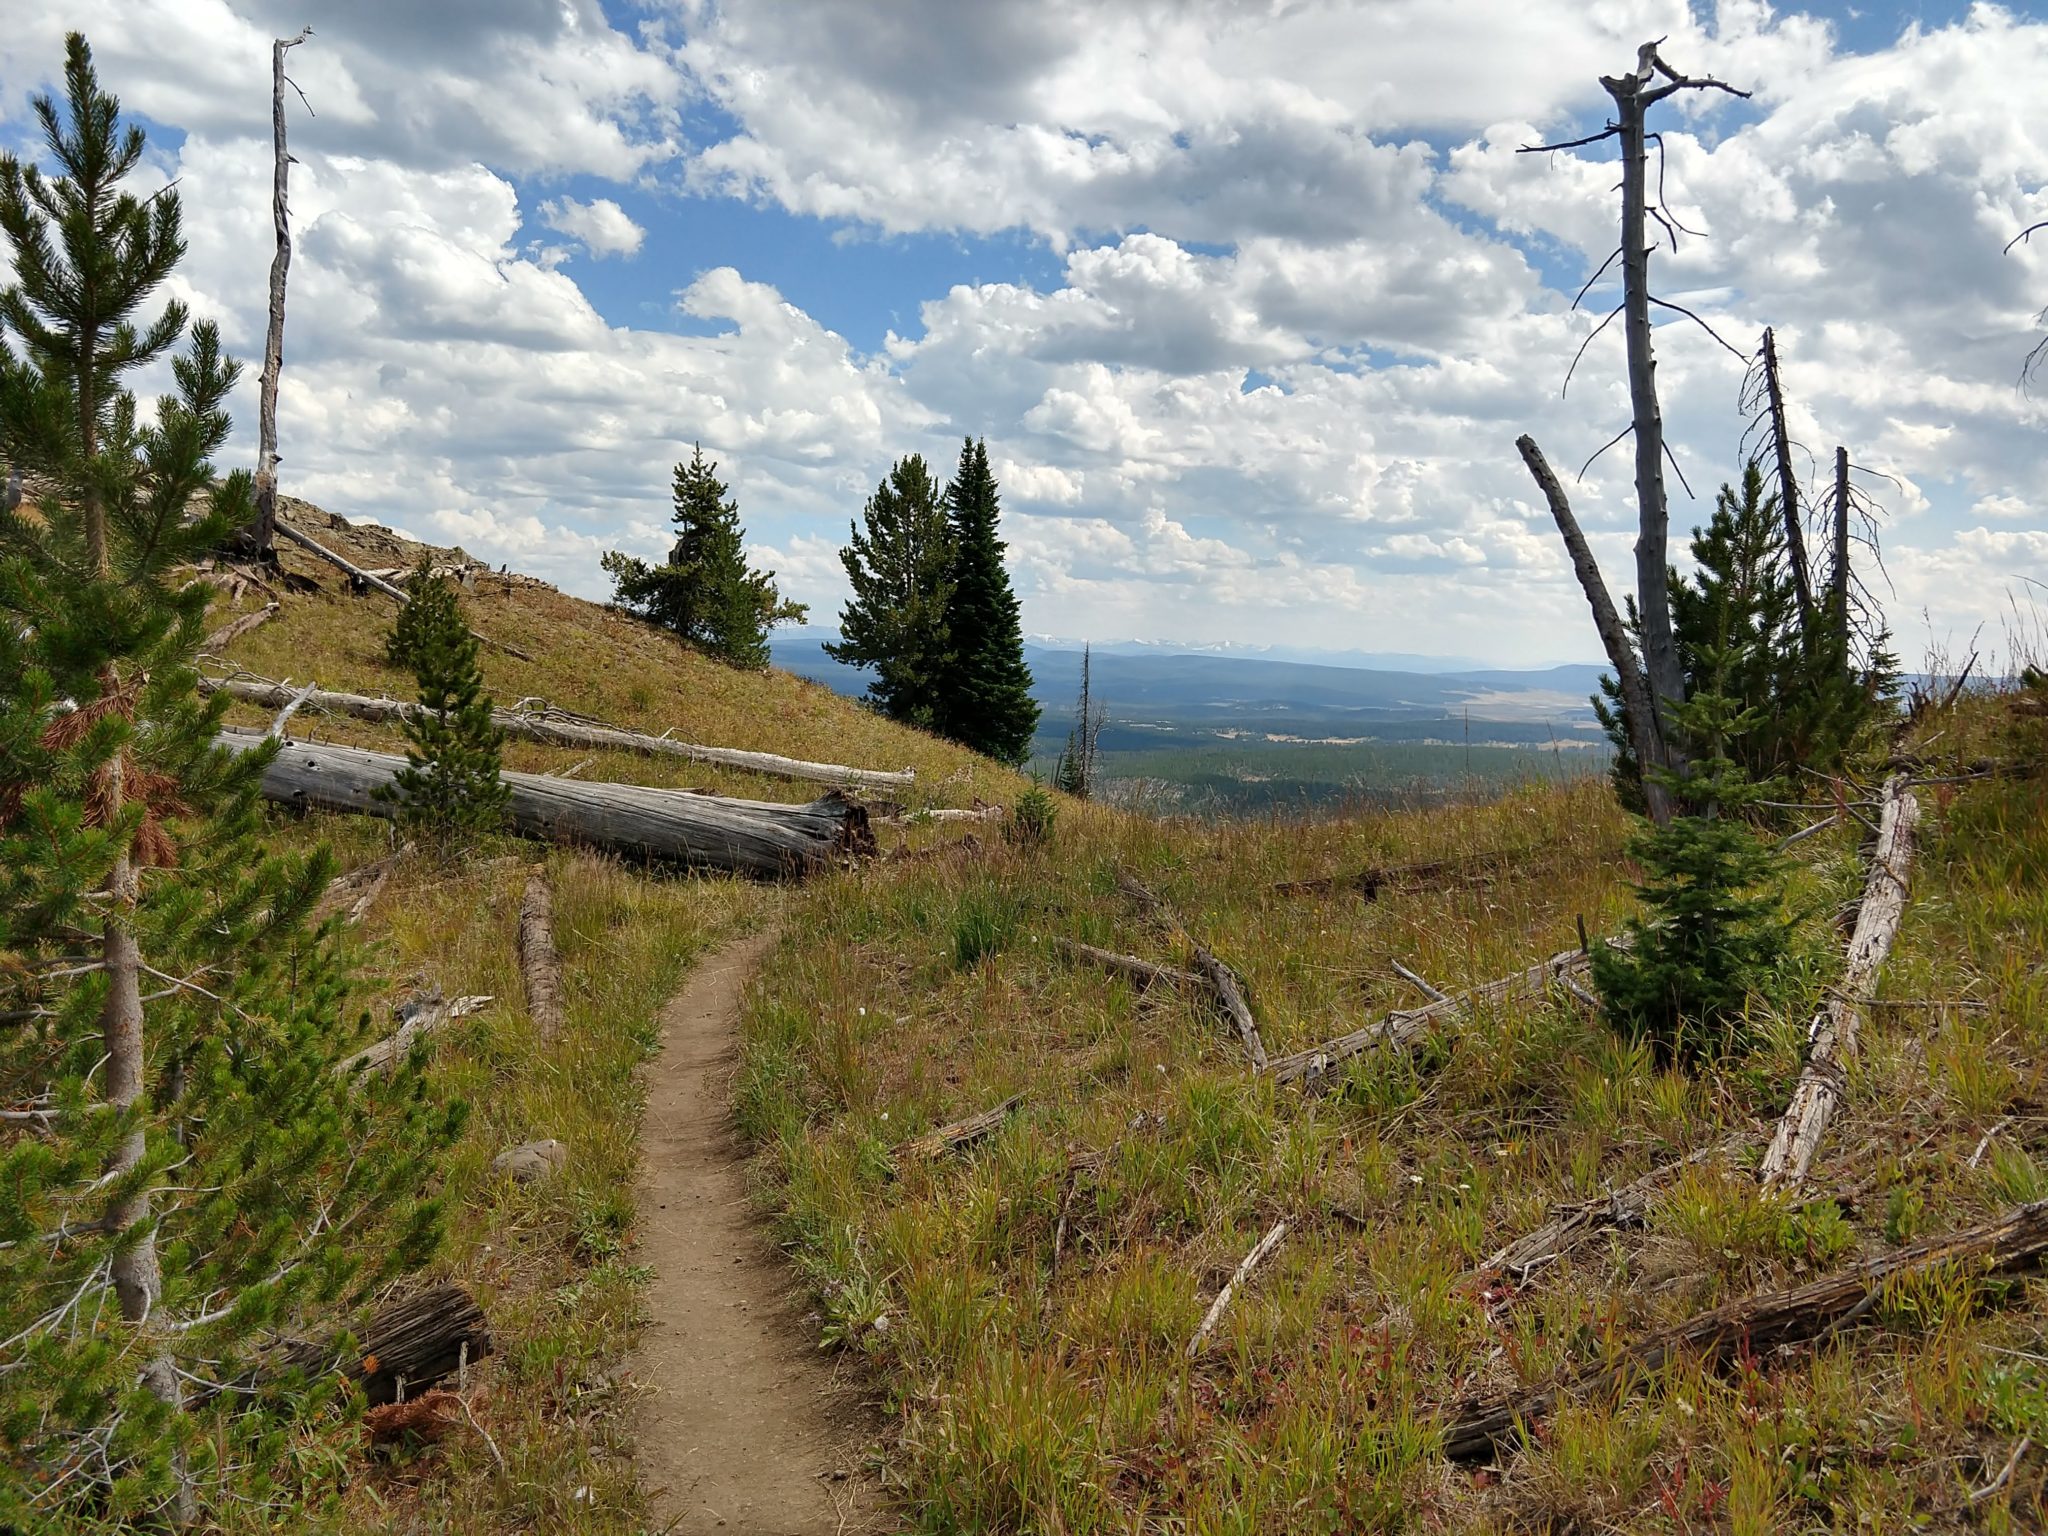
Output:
[[2, 0, 2043, 667]]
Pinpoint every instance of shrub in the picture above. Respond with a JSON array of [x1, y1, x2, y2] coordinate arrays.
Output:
[[1007, 780, 1059, 848]]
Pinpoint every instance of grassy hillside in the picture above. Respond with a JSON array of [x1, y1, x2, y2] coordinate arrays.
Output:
[[735, 686, 2048, 1533], [198, 510, 2047, 1533]]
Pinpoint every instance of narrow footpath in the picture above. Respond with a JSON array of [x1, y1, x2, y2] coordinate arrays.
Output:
[[632, 929, 878, 1535]]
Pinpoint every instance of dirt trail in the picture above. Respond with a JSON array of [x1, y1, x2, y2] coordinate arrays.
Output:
[[632, 929, 877, 1535]]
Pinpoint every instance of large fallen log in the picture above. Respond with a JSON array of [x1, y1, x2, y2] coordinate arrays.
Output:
[[275, 517, 408, 600], [218, 728, 874, 878], [201, 676, 916, 789], [1269, 945, 1592, 1088], [1443, 1195, 2048, 1462], [1760, 774, 1920, 1189], [202, 601, 279, 652]]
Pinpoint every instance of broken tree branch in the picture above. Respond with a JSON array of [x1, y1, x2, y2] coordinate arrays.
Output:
[[1117, 872, 1267, 1070], [1053, 938, 1201, 990], [893, 1094, 1024, 1164], [1760, 773, 1920, 1188], [1187, 1219, 1289, 1359], [202, 602, 279, 652], [334, 993, 491, 1077]]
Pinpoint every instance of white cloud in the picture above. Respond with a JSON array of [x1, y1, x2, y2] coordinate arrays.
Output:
[[539, 196, 645, 259]]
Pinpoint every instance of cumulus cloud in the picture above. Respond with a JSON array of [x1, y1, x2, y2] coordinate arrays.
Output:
[[539, 196, 646, 259]]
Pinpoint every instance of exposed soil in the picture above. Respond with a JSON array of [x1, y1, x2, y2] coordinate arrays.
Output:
[[632, 929, 879, 1535]]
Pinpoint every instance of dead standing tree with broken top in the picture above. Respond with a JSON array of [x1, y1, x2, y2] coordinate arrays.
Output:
[[1514, 42, 1752, 825]]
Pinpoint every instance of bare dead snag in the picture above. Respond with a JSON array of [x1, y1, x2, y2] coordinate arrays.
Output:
[[1053, 938, 1201, 990], [236, 28, 311, 560], [1832, 445, 1852, 655], [1760, 774, 1919, 1189], [1186, 1219, 1289, 1359], [200, 676, 916, 788], [1443, 1195, 2048, 1463], [1517, 435, 1674, 824], [517, 871, 565, 1045], [892, 1095, 1024, 1164], [202, 601, 279, 651], [1760, 328, 1817, 635]]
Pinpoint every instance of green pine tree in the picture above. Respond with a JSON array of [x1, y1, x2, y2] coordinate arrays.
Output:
[[934, 439, 1040, 764], [601, 446, 805, 670], [376, 557, 510, 848], [0, 37, 463, 1526], [826, 453, 954, 726]]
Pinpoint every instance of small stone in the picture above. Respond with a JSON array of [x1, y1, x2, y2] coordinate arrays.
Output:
[[493, 1138, 568, 1185]]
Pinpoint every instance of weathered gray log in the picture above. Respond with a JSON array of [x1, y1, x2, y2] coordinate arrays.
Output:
[[203, 602, 279, 651], [335, 992, 491, 1076], [1483, 1135, 1743, 1279], [218, 727, 875, 878], [1053, 938, 1201, 990], [893, 1094, 1024, 1163], [274, 1283, 492, 1408], [1444, 1196, 2048, 1462], [1270, 946, 1592, 1088], [1760, 774, 1919, 1189], [274, 518, 409, 600], [517, 872, 566, 1044], [1518, 434, 1673, 825], [201, 677, 915, 789]]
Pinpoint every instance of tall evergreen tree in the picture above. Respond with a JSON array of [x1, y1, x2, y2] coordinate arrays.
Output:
[[0, 37, 461, 1524], [601, 445, 804, 670], [934, 439, 1039, 764], [376, 557, 510, 848], [826, 453, 953, 726]]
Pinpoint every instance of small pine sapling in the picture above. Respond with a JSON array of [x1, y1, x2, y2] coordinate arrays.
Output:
[[376, 557, 510, 848]]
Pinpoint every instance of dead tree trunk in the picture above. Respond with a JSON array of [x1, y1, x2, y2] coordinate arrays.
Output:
[[1444, 1195, 2048, 1462], [517, 872, 565, 1044], [202, 601, 279, 652], [1517, 435, 1673, 824], [220, 728, 873, 878], [1761, 328, 1816, 636], [199, 676, 916, 788], [1832, 445, 1852, 657], [1759, 774, 1919, 1189], [274, 518, 409, 600], [234, 28, 310, 561]]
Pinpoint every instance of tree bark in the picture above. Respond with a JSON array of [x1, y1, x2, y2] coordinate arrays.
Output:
[[1517, 434, 1673, 824], [1759, 774, 1919, 1189], [517, 872, 565, 1044], [200, 677, 917, 789], [1761, 328, 1816, 636], [1444, 1195, 2048, 1462], [218, 728, 874, 878]]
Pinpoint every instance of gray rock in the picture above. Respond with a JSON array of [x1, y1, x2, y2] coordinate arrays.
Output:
[[493, 1138, 568, 1185]]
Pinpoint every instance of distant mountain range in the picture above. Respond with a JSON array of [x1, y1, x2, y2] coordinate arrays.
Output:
[[770, 630, 1610, 738]]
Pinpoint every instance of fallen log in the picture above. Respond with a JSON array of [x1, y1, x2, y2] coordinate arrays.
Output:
[[893, 1094, 1023, 1164], [273, 1283, 493, 1407], [1760, 774, 1920, 1189], [1117, 872, 1268, 1070], [336, 992, 492, 1076], [1443, 1195, 2048, 1463], [518, 871, 566, 1044], [311, 850, 406, 926], [1270, 946, 1592, 1088], [203, 601, 280, 651], [218, 728, 875, 878], [1483, 1135, 1744, 1280], [1053, 938, 1201, 990], [275, 517, 408, 600], [1187, 1219, 1289, 1359], [201, 677, 915, 789]]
